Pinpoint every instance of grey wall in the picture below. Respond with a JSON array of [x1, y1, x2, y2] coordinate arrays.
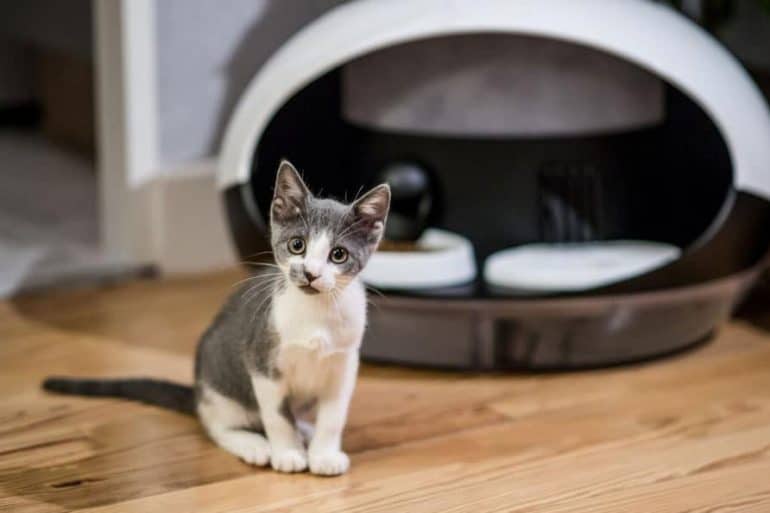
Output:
[[155, 0, 345, 167]]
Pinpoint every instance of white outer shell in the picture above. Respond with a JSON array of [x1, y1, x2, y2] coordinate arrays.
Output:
[[218, 0, 770, 200], [361, 229, 477, 289]]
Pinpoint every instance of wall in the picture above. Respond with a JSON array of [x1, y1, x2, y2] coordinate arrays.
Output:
[[155, 0, 346, 167]]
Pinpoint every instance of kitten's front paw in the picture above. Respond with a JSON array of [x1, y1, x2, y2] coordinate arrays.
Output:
[[309, 450, 350, 476], [270, 448, 307, 473], [242, 440, 271, 467]]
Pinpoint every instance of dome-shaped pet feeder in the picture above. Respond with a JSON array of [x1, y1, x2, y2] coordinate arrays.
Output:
[[219, 0, 770, 370]]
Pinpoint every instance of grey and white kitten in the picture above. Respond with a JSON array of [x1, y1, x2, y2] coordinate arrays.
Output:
[[44, 160, 390, 476]]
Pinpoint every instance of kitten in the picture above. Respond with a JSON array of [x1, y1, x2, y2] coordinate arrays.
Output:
[[43, 160, 390, 476]]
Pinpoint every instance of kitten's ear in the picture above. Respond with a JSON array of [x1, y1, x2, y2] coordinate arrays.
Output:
[[272, 160, 310, 222], [353, 184, 391, 241]]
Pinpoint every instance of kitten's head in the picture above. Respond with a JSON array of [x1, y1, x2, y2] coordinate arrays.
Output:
[[269, 160, 390, 295]]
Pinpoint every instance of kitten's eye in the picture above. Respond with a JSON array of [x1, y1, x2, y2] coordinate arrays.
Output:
[[288, 237, 306, 255], [329, 247, 348, 264]]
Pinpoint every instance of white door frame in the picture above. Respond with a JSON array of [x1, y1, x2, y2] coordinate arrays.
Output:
[[93, 0, 160, 266]]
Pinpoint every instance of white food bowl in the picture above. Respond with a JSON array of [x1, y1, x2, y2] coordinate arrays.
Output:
[[484, 240, 681, 292], [361, 229, 476, 290]]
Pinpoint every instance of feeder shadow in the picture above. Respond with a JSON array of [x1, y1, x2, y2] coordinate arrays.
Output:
[[735, 272, 770, 332]]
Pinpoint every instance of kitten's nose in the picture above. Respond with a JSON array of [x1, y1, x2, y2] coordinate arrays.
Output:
[[304, 271, 319, 283]]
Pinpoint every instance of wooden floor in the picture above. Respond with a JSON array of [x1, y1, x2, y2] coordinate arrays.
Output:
[[2, 269, 770, 512]]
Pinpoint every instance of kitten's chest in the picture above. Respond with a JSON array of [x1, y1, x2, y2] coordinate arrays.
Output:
[[271, 281, 366, 354], [277, 346, 344, 398]]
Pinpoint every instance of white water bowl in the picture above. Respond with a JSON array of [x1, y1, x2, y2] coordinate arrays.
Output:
[[484, 240, 681, 292], [362, 229, 476, 289]]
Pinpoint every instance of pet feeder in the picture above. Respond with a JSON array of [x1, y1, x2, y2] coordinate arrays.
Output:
[[219, 0, 770, 369]]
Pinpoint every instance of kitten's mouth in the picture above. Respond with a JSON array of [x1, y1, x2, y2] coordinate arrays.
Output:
[[298, 284, 321, 295]]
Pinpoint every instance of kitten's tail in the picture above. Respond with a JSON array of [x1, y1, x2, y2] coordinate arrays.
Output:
[[42, 377, 195, 415]]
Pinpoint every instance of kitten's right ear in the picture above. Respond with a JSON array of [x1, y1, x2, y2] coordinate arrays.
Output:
[[272, 160, 310, 222], [352, 183, 391, 244]]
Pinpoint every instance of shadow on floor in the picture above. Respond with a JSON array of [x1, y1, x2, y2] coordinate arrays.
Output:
[[735, 271, 770, 332]]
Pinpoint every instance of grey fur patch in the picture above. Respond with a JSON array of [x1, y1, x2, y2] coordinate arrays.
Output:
[[195, 272, 283, 409]]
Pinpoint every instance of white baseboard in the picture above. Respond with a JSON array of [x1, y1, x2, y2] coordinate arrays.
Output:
[[152, 160, 238, 274]]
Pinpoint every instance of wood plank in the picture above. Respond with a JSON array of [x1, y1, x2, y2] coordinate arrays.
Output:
[[70, 402, 770, 513]]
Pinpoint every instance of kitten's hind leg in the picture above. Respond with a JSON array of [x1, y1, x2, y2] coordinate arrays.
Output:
[[198, 385, 270, 466], [208, 427, 271, 466]]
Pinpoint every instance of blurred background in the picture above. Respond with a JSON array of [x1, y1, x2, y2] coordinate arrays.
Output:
[[0, 0, 769, 299], [0, 0, 349, 297], [4, 3, 770, 508]]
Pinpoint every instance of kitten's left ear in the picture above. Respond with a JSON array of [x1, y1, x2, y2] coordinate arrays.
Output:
[[353, 184, 391, 241], [272, 159, 311, 222]]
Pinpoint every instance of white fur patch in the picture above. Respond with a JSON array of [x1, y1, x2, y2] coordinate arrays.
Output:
[[198, 384, 258, 429], [197, 385, 270, 466], [303, 232, 331, 277], [272, 277, 366, 357], [263, 259, 367, 476], [309, 450, 350, 475]]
